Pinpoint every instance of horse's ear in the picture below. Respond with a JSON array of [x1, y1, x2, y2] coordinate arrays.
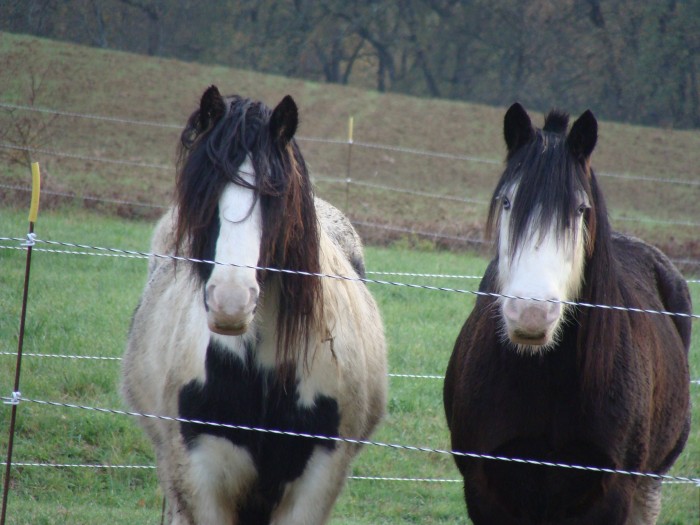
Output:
[[504, 102, 534, 156], [199, 85, 226, 131], [270, 95, 298, 145], [567, 110, 597, 162]]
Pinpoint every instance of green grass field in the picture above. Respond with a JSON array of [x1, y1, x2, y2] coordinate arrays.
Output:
[[0, 206, 698, 524]]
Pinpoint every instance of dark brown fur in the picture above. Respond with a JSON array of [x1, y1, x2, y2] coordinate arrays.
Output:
[[444, 103, 691, 524]]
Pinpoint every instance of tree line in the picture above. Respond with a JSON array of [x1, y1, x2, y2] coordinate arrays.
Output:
[[2, 0, 699, 128]]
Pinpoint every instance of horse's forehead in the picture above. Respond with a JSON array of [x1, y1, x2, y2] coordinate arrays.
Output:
[[220, 158, 257, 223]]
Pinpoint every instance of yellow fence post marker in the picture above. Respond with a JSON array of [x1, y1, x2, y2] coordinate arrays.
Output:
[[29, 162, 41, 224]]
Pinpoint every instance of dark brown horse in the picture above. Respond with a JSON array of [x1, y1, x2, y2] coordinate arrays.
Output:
[[443, 103, 691, 524]]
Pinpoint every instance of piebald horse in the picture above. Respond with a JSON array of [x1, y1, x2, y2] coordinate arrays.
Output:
[[122, 86, 387, 525], [444, 103, 691, 524]]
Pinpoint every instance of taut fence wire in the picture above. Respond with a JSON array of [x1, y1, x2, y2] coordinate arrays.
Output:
[[3, 395, 700, 487], [0, 236, 697, 319]]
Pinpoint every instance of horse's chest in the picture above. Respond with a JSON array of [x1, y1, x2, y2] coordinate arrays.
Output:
[[178, 341, 340, 495], [470, 342, 590, 442]]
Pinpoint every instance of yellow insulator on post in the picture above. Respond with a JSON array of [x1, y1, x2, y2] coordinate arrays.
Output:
[[28, 162, 41, 223]]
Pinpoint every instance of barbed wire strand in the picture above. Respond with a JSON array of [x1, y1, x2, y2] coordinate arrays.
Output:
[[4, 462, 697, 487], [0, 461, 685, 486], [1, 352, 698, 387], [0, 351, 121, 361], [1, 243, 698, 280], [3, 396, 699, 485], [0, 236, 698, 319], [0, 461, 462, 484], [0, 102, 182, 129]]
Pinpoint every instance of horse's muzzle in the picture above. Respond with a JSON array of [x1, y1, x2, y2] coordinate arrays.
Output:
[[502, 298, 562, 347], [204, 283, 258, 335]]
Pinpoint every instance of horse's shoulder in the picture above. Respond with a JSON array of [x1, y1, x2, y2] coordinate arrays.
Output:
[[315, 198, 366, 278], [611, 232, 687, 290], [450, 258, 500, 357], [611, 232, 692, 349], [148, 206, 178, 275]]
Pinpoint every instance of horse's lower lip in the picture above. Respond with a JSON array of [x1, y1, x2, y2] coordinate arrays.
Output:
[[510, 330, 547, 346], [209, 323, 248, 336]]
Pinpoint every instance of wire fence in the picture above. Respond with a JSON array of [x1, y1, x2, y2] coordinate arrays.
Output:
[[3, 395, 699, 487], [4, 351, 700, 388], [1, 237, 697, 319], [1, 233, 699, 521], [1, 100, 699, 521]]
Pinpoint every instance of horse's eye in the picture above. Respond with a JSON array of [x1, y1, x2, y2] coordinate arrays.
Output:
[[502, 196, 511, 210], [577, 204, 589, 215]]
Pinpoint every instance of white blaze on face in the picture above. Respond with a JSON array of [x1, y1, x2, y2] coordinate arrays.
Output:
[[497, 184, 588, 350], [205, 158, 262, 336]]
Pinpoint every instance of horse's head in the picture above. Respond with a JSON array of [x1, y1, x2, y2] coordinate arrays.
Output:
[[201, 156, 261, 336], [174, 86, 320, 341], [487, 103, 598, 351]]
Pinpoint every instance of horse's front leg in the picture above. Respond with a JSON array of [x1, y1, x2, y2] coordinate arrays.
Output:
[[624, 478, 662, 525], [270, 445, 355, 525], [184, 435, 258, 525]]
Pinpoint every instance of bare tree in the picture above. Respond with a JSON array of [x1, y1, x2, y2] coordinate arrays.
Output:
[[0, 60, 60, 168]]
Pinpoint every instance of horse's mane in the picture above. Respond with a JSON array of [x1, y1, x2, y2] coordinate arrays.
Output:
[[575, 170, 630, 406], [174, 91, 322, 375], [488, 108, 625, 406]]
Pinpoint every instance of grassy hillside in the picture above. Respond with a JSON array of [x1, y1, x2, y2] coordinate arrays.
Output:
[[1, 32, 699, 271]]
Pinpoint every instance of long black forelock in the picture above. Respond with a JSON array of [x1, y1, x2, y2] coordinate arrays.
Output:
[[175, 95, 278, 275], [214, 97, 270, 189], [488, 115, 590, 259]]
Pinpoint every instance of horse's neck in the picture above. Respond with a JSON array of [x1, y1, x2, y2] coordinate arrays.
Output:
[[581, 229, 624, 306]]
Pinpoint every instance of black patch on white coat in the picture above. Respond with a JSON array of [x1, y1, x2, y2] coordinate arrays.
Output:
[[179, 340, 340, 523], [196, 212, 220, 284]]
